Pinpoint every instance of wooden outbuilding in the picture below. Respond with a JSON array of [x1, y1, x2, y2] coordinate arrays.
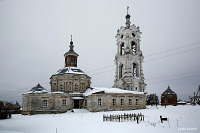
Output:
[[161, 85, 177, 106]]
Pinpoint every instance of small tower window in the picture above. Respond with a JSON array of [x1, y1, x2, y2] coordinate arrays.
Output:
[[71, 58, 74, 64], [119, 64, 123, 78], [120, 42, 124, 55], [121, 34, 123, 39], [132, 33, 135, 37], [131, 41, 136, 54]]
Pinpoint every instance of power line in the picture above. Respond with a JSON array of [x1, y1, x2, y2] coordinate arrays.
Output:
[[86, 65, 114, 74], [147, 72, 200, 84], [0, 84, 51, 95], [144, 45, 200, 62], [90, 68, 115, 76], [85, 41, 200, 74], [145, 41, 200, 58], [146, 70, 200, 81], [89, 45, 200, 76]]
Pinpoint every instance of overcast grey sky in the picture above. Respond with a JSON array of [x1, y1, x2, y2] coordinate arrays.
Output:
[[0, 0, 200, 103]]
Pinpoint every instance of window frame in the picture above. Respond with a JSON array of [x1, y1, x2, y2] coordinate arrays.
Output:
[[74, 84, 79, 91], [43, 99, 48, 107], [112, 99, 116, 106], [120, 98, 124, 106], [98, 98, 102, 106], [62, 99, 67, 107], [129, 99, 132, 106], [136, 98, 139, 105]]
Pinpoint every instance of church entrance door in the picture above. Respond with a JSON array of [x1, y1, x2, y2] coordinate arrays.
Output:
[[74, 100, 79, 109]]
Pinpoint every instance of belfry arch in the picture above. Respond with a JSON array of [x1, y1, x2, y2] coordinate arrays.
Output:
[[120, 42, 124, 55], [131, 41, 136, 54]]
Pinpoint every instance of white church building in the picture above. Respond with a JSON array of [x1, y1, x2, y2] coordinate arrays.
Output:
[[22, 8, 146, 115]]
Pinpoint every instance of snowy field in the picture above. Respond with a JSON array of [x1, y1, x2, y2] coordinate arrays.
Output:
[[0, 105, 199, 133]]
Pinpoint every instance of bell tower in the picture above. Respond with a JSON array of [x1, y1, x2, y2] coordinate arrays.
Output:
[[64, 35, 79, 67], [113, 7, 146, 92]]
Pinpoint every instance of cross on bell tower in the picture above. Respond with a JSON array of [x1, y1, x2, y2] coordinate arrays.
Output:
[[113, 8, 146, 92]]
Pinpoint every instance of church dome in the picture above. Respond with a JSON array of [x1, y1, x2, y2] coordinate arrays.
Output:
[[125, 14, 130, 19], [53, 67, 85, 75], [64, 48, 79, 57], [26, 83, 48, 94]]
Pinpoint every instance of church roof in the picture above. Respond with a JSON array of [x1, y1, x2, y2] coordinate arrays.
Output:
[[64, 48, 79, 57], [83, 87, 145, 96], [53, 67, 86, 76], [26, 83, 48, 94], [162, 86, 176, 95]]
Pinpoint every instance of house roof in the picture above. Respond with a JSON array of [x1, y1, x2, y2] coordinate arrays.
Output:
[[162, 85, 176, 95], [83, 87, 145, 96]]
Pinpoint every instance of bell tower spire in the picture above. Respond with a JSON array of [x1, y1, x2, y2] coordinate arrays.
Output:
[[125, 6, 131, 28], [64, 35, 79, 67], [69, 35, 74, 50]]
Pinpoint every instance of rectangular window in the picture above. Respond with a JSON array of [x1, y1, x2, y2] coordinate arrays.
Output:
[[62, 99, 67, 106], [98, 98, 102, 106], [120, 99, 124, 106], [85, 100, 87, 107], [112, 99, 116, 106], [136, 98, 139, 105], [43, 100, 48, 107], [129, 99, 132, 106], [75, 84, 79, 91]]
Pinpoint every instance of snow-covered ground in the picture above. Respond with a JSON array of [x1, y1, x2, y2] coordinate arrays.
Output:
[[0, 105, 199, 133]]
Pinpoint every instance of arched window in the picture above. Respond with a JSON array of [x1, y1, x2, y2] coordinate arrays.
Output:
[[132, 33, 135, 37], [120, 43, 124, 55], [119, 64, 123, 78], [133, 63, 137, 77], [131, 41, 136, 54]]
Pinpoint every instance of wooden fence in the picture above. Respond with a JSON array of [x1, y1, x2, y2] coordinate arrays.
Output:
[[103, 113, 144, 123]]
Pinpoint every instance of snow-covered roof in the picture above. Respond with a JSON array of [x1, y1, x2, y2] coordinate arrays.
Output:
[[52, 91, 64, 94], [71, 97, 84, 100], [162, 85, 176, 95], [25, 83, 48, 94], [177, 101, 186, 104], [83, 87, 145, 96], [53, 67, 85, 75]]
